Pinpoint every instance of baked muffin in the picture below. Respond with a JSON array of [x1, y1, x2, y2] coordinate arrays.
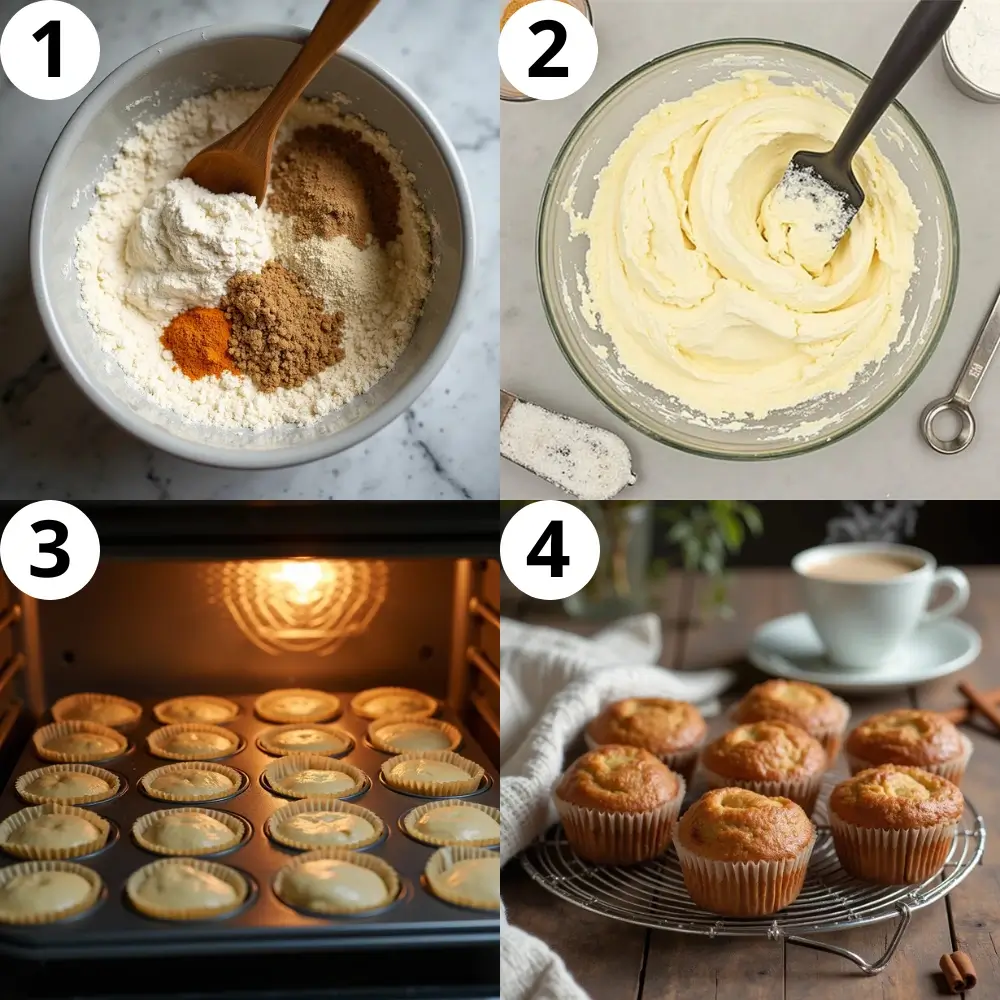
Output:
[[0, 861, 104, 925], [586, 698, 706, 780], [732, 680, 850, 761], [553, 745, 684, 865], [701, 721, 827, 814], [51, 693, 141, 729], [845, 710, 972, 785], [147, 725, 241, 761], [257, 725, 353, 757], [673, 788, 815, 916], [829, 765, 964, 884]]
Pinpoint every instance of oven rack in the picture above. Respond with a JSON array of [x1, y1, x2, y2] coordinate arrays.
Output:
[[520, 784, 986, 976]]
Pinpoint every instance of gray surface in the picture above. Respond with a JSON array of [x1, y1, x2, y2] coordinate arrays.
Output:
[[0, 0, 498, 499], [501, 0, 1000, 499]]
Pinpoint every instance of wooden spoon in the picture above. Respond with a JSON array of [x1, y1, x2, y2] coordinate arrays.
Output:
[[182, 0, 382, 204]]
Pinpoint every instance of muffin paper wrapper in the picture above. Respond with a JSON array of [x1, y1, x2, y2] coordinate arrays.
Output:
[[256, 723, 355, 758], [673, 830, 816, 917], [253, 689, 341, 724], [33, 720, 128, 763], [584, 730, 701, 781], [830, 812, 958, 884], [139, 761, 246, 803], [262, 754, 368, 799], [273, 846, 401, 915], [350, 687, 438, 720], [51, 693, 141, 730], [846, 733, 974, 786], [368, 715, 462, 754], [126, 858, 248, 921], [16, 763, 121, 806], [701, 765, 824, 816], [132, 807, 247, 857], [266, 797, 384, 851], [424, 845, 500, 911], [380, 750, 485, 797], [153, 696, 240, 726], [402, 799, 500, 848], [0, 860, 103, 925], [553, 774, 686, 866], [0, 803, 110, 860], [146, 723, 243, 761]]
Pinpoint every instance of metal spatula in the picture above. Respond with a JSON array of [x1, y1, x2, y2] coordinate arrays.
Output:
[[779, 0, 962, 251]]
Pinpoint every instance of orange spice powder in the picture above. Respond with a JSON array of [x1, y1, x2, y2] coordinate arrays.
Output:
[[501, 0, 572, 29], [161, 306, 239, 380]]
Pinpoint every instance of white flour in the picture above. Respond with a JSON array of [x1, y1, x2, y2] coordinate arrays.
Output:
[[74, 89, 432, 431], [948, 0, 1000, 94]]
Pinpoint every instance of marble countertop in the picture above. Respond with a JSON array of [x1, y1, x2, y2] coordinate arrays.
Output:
[[0, 0, 498, 500], [501, 0, 1000, 499]]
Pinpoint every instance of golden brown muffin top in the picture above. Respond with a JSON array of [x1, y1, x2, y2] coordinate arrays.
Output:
[[701, 722, 827, 782], [675, 788, 814, 863], [830, 765, 964, 830], [555, 746, 681, 814], [846, 710, 965, 767], [733, 680, 846, 732], [586, 698, 706, 756]]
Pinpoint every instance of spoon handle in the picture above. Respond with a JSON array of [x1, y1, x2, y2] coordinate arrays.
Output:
[[831, 0, 962, 168]]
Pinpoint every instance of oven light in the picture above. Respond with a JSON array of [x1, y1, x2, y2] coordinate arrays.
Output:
[[272, 559, 330, 606]]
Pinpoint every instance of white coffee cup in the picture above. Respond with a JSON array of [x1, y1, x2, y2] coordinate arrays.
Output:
[[791, 542, 970, 670]]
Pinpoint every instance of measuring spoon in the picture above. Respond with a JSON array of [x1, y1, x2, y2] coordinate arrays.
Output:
[[921, 284, 1000, 454]]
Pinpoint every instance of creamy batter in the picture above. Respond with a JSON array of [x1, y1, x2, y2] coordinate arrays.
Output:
[[573, 74, 920, 420]]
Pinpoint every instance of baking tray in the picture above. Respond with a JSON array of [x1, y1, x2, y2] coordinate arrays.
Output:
[[0, 693, 500, 960]]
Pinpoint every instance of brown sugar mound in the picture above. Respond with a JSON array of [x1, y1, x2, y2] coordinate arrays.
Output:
[[269, 124, 402, 249], [222, 262, 345, 392]]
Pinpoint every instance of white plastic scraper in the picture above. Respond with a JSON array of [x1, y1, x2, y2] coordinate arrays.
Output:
[[500, 391, 636, 500]]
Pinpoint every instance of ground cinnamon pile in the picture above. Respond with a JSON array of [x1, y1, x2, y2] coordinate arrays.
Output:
[[269, 124, 401, 248], [222, 262, 345, 392], [161, 306, 238, 380], [502, 0, 571, 29]]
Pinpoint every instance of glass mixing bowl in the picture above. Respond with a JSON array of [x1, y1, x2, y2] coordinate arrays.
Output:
[[537, 40, 959, 459]]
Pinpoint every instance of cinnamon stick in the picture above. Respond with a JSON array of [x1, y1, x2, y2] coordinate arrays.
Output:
[[942, 685, 1000, 724], [940, 951, 977, 992], [958, 682, 1000, 734]]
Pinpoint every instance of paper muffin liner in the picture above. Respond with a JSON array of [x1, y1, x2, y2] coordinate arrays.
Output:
[[262, 754, 369, 800], [425, 845, 500, 911], [0, 860, 104, 925], [403, 799, 500, 848], [673, 828, 816, 916], [584, 730, 702, 782], [51, 693, 142, 730], [830, 811, 958, 884], [0, 803, 110, 860], [126, 857, 249, 921], [153, 696, 240, 726], [701, 765, 824, 816], [16, 763, 121, 806], [132, 807, 248, 857], [273, 846, 401, 915], [147, 723, 243, 761], [254, 689, 341, 724], [350, 687, 438, 720], [139, 762, 246, 803], [846, 733, 974, 786], [368, 715, 462, 754], [380, 750, 485, 797], [32, 720, 128, 763], [256, 723, 355, 758], [266, 797, 384, 852], [553, 773, 685, 866]]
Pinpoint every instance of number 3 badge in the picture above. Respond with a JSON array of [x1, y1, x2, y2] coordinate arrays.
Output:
[[501, 501, 601, 600], [498, 0, 598, 101], [1, 501, 101, 600]]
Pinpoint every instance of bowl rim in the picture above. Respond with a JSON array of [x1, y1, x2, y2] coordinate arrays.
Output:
[[30, 24, 476, 471], [535, 37, 960, 462]]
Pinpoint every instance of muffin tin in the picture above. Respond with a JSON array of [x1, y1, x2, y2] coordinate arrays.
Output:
[[0, 693, 499, 959]]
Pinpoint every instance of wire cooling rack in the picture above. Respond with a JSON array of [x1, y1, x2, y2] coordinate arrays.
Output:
[[520, 783, 986, 976]]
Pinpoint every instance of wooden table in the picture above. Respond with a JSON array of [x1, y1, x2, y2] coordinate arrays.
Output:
[[502, 568, 1000, 999]]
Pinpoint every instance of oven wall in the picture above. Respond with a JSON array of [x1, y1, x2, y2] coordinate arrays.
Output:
[[33, 558, 456, 704]]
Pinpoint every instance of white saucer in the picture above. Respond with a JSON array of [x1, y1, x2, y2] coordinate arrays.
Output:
[[747, 613, 981, 694]]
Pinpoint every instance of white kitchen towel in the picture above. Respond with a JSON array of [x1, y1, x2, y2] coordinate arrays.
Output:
[[500, 613, 734, 1000]]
